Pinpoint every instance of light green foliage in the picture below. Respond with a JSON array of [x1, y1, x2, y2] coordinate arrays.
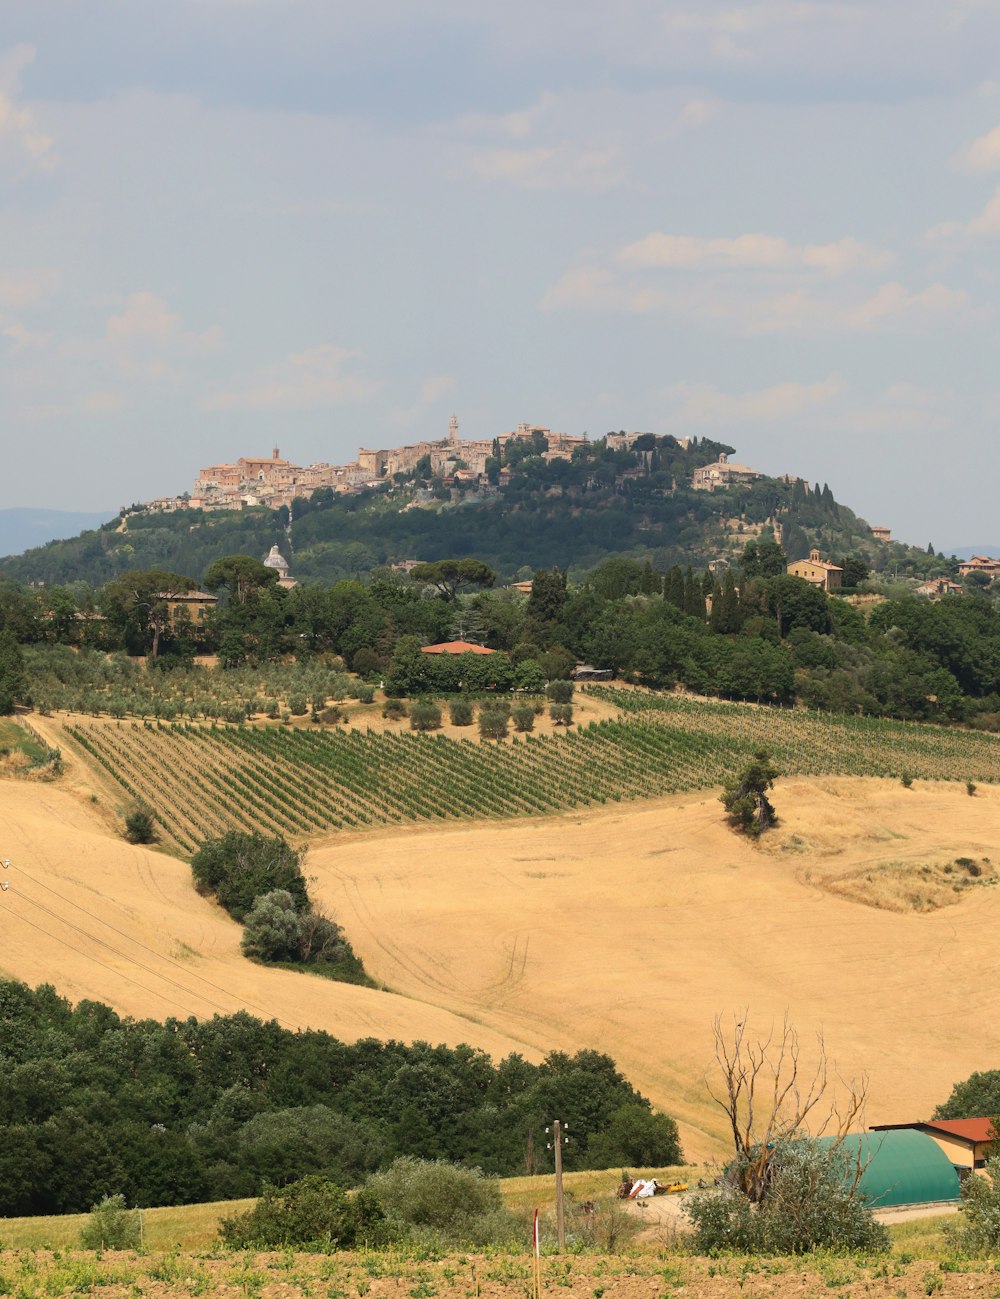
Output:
[[409, 700, 442, 731], [549, 703, 573, 726], [241, 889, 302, 962], [365, 1158, 519, 1247], [478, 709, 509, 739], [546, 678, 574, 704], [956, 1158, 1000, 1251], [685, 1140, 890, 1255], [448, 697, 473, 726], [79, 1194, 142, 1250], [511, 704, 535, 732]]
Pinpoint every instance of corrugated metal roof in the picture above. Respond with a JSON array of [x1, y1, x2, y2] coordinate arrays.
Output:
[[923, 1118, 997, 1144], [818, 1130, 961, 1208]]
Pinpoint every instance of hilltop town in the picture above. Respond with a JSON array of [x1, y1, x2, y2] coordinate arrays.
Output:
[[144, 418, 707, 514]]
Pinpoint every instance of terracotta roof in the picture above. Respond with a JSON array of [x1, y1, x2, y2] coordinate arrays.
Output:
[[421, 641, 495, 655], [922, 1119, 998, 1144]]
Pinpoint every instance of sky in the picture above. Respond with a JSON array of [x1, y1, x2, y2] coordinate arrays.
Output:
[[2, 1, 1000, 547]]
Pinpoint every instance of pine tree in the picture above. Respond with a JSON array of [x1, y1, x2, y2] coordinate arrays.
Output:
[[0, 628, 26, 715]]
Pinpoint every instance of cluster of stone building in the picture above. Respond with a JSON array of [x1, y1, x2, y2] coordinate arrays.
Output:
[[144, 419, 605, 515]]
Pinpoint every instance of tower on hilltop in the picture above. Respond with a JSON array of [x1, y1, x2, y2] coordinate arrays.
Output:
[[449, 414, 458, 445]]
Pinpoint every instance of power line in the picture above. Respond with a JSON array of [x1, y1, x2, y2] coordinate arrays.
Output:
[[10, 860, 300, 1030], [2, 902, 202, 1020]]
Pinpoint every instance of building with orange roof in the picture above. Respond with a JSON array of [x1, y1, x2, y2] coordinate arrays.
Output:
[[421, 641, 495, 655]]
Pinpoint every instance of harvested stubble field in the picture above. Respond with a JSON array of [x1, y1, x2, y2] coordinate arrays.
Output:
[[5, 691, 1000, 1160], [56, 688, 1000, 852], [0, 1248, 995, 1299]]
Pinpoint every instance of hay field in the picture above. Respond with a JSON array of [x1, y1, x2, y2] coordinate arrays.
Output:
[[305, 776, 1000, 1160], [4, 711, 1000, 1162]]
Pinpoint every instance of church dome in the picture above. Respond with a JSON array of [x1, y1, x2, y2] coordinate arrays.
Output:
[[263, 544, 290, 573]]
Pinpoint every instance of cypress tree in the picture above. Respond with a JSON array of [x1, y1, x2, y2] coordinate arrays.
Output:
[[683, 566, 704, 619], [666, 566, 685, 610]]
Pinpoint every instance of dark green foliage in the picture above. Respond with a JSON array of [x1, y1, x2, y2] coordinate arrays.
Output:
[[545, 678, 574, 704], [409, 559, 496, 600], [0, 979, 679, 1215], [220, 1175, 388, 1249], [685, 1140, 890, 1255], [123, 805, 157, 845], [721, 750, 779, 836], [190, 831, 308, 922], [241, 890, 303, 962], [0, 627, 26, 715], [934, 1071, 1000, 1119], [585, 1104, 683, 1169], [549, 703, 573, 726]]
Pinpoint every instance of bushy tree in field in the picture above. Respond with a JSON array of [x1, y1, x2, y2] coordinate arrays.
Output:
[[123, 805, 157, 845], [479, 708, 508, 739], [957, 1157, 1000, 1251], [79, 1194, 142, 1250], [0, 627, 26, 715], [721, 750, 779, 836], [686, 1139, 889, 1255], [241, 890, 302, 962], [409, 700, 442, 731], [934, 1071, 1000, 1119], [220, 1175, 388, 1249], [365, 1157, 518, 1247], [190, 831, 308, 921], [585, 1103, 682, 1169]]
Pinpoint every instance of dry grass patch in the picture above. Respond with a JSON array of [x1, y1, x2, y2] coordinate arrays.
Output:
[[818, 855, 997, 913]]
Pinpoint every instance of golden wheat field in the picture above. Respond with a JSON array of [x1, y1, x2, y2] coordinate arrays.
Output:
[[3, 703, 1000, 1161]]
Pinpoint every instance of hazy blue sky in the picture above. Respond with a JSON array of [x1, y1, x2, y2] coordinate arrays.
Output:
[[2, 1, 999, 546]]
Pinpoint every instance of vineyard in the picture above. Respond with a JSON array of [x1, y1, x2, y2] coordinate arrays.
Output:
[[62, 689, 1000, 852]]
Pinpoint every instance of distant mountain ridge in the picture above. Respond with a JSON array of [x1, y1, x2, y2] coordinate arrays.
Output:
[[0, 508, 113, 560], [945, 546, 1000, 560]]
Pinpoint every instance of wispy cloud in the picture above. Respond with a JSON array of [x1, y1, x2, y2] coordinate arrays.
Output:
[[0, 45, 56, 170], [615, 232, 892, 274], [200, 344, 378, 412], [956, 120, 1000, 171], [664, 376, 843, 424]]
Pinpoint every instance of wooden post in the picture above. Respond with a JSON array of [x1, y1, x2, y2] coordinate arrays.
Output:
[[553, 1119, 566, 1251]]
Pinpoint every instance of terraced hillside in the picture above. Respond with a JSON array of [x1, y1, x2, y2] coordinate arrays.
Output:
[[62, 690, 1000, 851]]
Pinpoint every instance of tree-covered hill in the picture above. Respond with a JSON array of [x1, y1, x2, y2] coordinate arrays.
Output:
[[0, 435, 938, 586]]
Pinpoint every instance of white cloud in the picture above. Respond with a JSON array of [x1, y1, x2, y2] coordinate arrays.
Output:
[[0, 45, 56, 170], [0, 269, 59, 307], [664, 376, 843, 425], [539, 266, 664, 314], [615, 231, 891, 274], [200, 343, 378, 411], [662, 2, 854, 60], [468, 143, 621, 192], [415, 375, 456, 405], [957, 121, 1000, 171], [845, 281, 973, 329], [106, 292, 222, 348]]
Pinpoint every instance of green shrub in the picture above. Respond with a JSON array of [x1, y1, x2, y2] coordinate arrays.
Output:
[[220, 1175, 388, 1249], [448, 698, 473, 726], [365, 1158, 519, 1247], [685, 1139, 889, 1255], [549, 703, 573, 726], [124, 805, 157, 845], [355, 684, 375, 704], [511, 704, 535, 733], [352, 647, 380, 678], [190, 831, 308, 922], [479, 709, 509, 740], [901, 770, 913, 787], [956, 1156, 1000, 1251], [241, 890, 302, 962], [409, 701, 442, 732], [79, 1194, 142, 1250], [383, 698, 407, 720], [546, 678, 575, 704], [720, 750, 779, 836], [289, 695, 308, 716]]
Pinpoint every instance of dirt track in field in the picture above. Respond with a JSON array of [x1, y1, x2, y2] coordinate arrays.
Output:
[[3, 719, 1000, 1160]]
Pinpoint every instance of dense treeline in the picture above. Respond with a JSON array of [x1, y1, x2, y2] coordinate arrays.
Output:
[[6, 536, 1000, 729], [0, 981, 681, 1217], [0, 434, 938, 588]]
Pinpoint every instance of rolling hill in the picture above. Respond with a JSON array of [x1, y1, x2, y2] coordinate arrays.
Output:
[[5, 711, 1000, 1161]]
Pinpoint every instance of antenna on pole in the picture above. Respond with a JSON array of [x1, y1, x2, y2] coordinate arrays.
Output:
[[546, 1119, 570, 1251]]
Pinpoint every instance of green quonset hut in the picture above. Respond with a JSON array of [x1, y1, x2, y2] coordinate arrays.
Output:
[[818, 1130, 960, 1209]]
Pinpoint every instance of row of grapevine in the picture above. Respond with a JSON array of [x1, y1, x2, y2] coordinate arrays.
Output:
[[63, 695, 1000, 852]]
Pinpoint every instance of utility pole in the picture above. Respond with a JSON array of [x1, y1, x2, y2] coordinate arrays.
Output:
[[546, 1119, 569, 1251]]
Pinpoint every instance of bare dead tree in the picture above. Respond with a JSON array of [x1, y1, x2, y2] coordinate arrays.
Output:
[[707, 1011, 870, 1204]]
